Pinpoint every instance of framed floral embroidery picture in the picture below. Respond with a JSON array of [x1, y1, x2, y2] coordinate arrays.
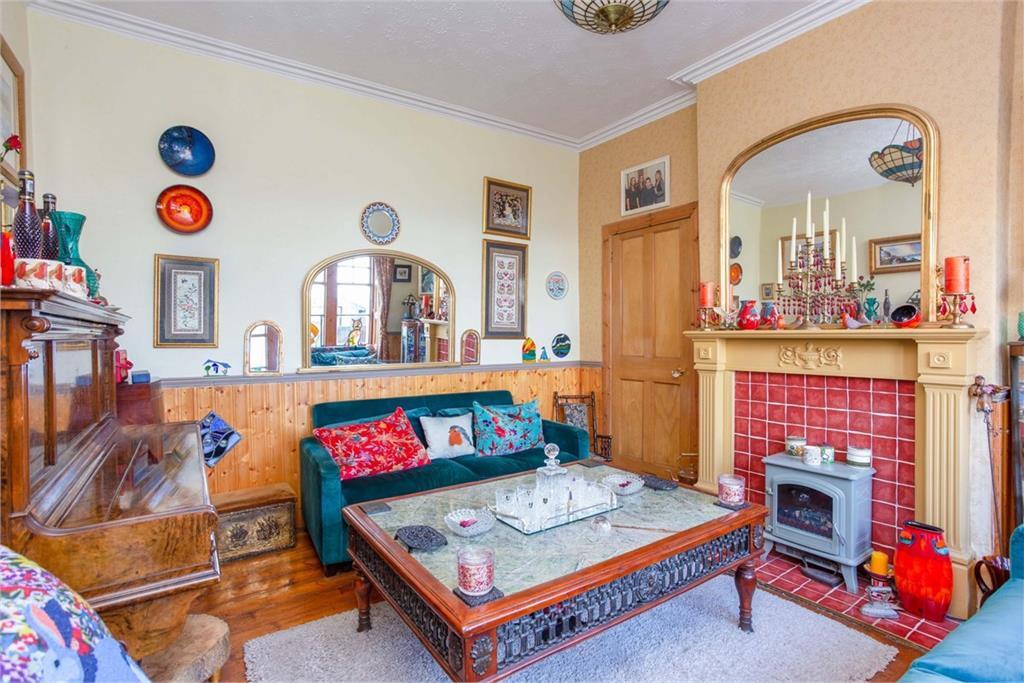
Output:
[[482, 239, 527, 339], [154, 253, 219, 347]]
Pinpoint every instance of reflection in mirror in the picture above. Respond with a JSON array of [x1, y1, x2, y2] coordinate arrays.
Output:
[[728, 115, 929, 320], [304, 252, 454, 369], [244, 320, 283, 375], [460, 329, 480, 365]]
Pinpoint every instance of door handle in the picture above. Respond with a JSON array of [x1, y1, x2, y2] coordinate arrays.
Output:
[[671, 368, 686, 378]]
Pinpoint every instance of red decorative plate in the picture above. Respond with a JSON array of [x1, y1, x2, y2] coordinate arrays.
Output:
[[729, 262, 744, 286], [156, 185, 213, 233]]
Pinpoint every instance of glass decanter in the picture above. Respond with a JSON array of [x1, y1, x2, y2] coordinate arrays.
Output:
[[535, 443, 567, 513]]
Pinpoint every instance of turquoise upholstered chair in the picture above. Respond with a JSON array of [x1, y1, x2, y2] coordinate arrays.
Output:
[[900, 524, 1024, 682], [300, 391, 589, 573]]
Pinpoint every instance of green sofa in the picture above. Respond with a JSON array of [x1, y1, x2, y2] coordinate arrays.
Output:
[[300, 390, 589, 573]]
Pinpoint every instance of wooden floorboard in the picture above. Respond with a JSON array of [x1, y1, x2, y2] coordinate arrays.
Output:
[[194, 531, 917, 682]]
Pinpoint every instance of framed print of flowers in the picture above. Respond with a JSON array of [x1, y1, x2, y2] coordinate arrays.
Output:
[[154, 253, 219, 347], [482, 239, 527, 339]]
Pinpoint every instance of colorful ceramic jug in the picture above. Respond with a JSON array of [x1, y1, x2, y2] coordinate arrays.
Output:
[[894, 520, 953, 621], [737, 300, 760, 330], [759, 300, 780, 328]]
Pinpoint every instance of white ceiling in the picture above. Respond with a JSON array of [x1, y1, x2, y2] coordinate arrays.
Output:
[[34, 0, 869, 148], [731, 117, 916, 206]]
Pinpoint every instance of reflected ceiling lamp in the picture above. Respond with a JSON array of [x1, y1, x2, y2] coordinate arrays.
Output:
[[868, 120, 924, 186], [554, 0, 669, 34]]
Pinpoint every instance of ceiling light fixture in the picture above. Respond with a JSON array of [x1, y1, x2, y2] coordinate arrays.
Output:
[[554, 0, 669, 35]]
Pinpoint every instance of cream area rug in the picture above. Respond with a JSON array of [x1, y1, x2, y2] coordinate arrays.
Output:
[[244, 575, 897, 682]]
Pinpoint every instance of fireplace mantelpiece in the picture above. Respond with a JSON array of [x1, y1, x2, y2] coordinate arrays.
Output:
[[684, 327, 987, 618]]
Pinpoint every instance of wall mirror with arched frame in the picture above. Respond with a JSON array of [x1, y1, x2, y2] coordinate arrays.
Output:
[[720, 105, 939, 323], [244, 320, 283, 375], [300, 249, 455, 371]]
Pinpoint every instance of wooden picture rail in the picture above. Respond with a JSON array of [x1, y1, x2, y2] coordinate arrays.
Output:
[[161, 363, 603, 525]]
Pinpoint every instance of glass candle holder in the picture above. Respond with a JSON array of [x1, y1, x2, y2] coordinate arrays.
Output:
[[717, 474, 745, 506], [847, 446, 872, 467], [785, 435, 807, 458], [457, 547, 495, 596]]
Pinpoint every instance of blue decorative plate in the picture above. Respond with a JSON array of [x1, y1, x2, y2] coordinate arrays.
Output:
[[551, 333, 571, 358], [158, 125, 216, 176]]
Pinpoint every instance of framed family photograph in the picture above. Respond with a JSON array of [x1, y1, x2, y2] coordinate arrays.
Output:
[[153, 254, 219, 347], [393, 263, 411, 283], [483, 176, 531, 239], [482, 239, 527, 339], [869, 233, 922, 275], [620, 155, 669, 216], [1, 38, 26, 185]]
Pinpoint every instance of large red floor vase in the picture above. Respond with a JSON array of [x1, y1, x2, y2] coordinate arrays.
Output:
[[894, 520, 953, 621]]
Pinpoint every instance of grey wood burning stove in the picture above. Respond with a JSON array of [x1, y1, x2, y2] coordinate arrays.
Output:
[[763, 454, 874, 593]]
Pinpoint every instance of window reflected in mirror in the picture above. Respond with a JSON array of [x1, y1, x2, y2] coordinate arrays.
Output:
[[244, 320, 283, 375], [302, 252, 454, 369], [727, 114, 931, 317]]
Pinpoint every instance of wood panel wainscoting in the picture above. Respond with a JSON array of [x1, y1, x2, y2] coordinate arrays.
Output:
[[161, 362, 602, 525]]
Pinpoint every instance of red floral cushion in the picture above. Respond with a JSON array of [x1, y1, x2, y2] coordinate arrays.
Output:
[[313, 407, 430, 481]]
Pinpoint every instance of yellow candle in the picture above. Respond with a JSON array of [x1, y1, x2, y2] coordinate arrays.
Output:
[[869, 549, 888, 575]]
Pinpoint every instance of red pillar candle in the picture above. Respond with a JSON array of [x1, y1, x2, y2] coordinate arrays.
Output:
[[699, 281, 716, 307], [944, 256, 970, 294]]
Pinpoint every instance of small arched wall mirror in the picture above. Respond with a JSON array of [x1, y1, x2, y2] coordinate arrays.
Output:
[[301, 250, 455, 370], [244, 320, 283, 375], [722, 105, 938, 322], [360, 202, 400, 245]]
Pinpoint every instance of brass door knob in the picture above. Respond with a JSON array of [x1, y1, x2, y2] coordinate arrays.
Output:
[[671, 368, 685, 378]]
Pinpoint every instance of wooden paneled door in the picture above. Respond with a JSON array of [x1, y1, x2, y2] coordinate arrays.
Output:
[[602, 203, 699, 480]]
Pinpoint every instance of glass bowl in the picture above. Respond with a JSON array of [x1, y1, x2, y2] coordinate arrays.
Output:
[[601, 473, 644, 496], [444, 508, 496, 537]]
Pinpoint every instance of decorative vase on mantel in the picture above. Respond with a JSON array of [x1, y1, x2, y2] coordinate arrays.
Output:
[[738, 300, 760, 330], [51, 211, 99, 298]]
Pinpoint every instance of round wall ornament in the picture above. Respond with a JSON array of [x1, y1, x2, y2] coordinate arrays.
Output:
[[545, 271, 568, 300], [360, 202, 401, 245], [158, 125, 216, 176]]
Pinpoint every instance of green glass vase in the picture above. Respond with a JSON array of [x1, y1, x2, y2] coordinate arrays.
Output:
[[51, 211, 99, 298]]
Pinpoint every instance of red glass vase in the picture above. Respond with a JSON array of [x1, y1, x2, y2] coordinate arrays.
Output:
[[738, 300, 760, 330], [0, 231, 13, 286], [894, 520, 953, 621]]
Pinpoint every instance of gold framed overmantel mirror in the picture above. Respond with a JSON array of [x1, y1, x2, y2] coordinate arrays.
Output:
[[300, 249, 455, 371], [720, 105, 939, 323]]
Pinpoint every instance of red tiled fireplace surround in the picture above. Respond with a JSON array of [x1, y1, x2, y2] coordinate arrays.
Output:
[[734, 372, 915, 558]]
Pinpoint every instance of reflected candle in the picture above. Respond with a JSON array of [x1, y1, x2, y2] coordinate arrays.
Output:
[[457, 547, 495, 596], [944, 256, 970, 294], [699, 281, 716, 307]]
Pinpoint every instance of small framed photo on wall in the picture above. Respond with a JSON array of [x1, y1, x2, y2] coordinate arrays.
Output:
[[483, 177, 531, 239], [482, 239, 527, 339], [393, 263, 412, 283], [620, 155, 669, 216], [759, 283, 776, 300], [153, 254, 219, 347]]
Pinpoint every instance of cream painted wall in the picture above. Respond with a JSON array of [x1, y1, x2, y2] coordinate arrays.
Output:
[[577, 106, 698, 361], [26, 12, 579, 378], [726, 196, 762, 302], [757, 184, 922, 308]]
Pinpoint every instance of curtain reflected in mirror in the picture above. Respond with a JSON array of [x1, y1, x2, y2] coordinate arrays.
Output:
[[244, 320, 283, 375], [303, 251, 454, 369]]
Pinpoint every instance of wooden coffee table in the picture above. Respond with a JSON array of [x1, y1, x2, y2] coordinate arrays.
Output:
[[344, 463, 768, 681]]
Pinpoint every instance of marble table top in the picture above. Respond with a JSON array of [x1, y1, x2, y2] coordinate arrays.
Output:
[[366, 464, 729, 596]]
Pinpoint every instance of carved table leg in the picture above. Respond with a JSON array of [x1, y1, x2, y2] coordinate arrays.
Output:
[[354, 566, 372, 632], [735, 558, 756, 633]]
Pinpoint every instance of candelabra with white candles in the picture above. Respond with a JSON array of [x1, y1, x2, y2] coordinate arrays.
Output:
[[773, 193, 864, 329]]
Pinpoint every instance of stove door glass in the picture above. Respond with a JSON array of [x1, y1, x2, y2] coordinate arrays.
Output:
[[777, 483, 834, 539]]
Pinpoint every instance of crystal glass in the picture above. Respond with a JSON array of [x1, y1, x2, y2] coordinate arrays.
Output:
[[495, 488, 515, 516]]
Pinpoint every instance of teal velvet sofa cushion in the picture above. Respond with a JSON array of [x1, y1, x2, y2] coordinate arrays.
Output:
[[300, 390, 589, 568], [900, 524, 1024, 682]]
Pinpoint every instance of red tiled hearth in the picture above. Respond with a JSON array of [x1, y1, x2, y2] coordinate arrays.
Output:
[[734, 372, 915, 556]]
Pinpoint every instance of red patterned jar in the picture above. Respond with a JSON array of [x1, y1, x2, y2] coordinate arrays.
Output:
[[717, 474, 745, 506], [457, 547, 494, 596], [738, 300, 760, 330], [894, 521, 953, 621]]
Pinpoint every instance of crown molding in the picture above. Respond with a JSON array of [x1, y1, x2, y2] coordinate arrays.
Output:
[[729, 191, 765, 208], [668, 0, 871, 87], [29, 0, 582, 149], [576, 89, 696, 151]]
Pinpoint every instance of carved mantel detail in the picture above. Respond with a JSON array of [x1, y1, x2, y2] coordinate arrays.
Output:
[[778, 342, 842, 370]]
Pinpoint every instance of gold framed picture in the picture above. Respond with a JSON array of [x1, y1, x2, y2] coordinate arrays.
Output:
[[1, 37, 27, 185], [869, 233, 922, 275], [483, 177, 531, 239], [153, 254, 220, 347]]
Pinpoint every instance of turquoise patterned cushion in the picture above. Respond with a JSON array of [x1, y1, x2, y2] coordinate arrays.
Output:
[[472, 400, 544, 456]]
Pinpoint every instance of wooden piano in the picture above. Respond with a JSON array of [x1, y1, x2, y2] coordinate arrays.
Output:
[[0, 289, 219, 659]]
